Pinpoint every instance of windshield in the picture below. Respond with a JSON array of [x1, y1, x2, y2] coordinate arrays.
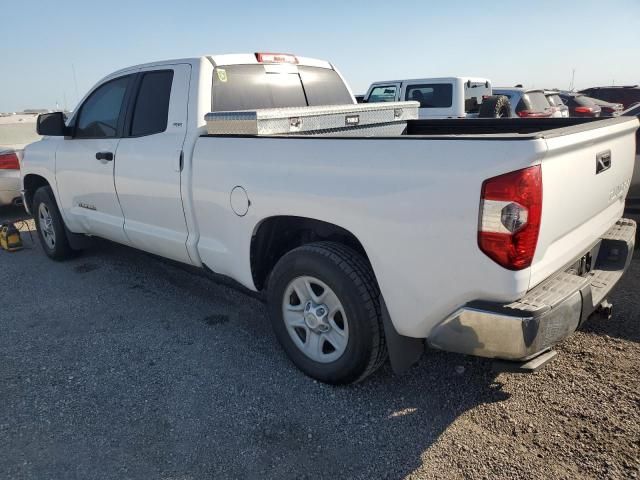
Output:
[[211, 65, 353, 111]]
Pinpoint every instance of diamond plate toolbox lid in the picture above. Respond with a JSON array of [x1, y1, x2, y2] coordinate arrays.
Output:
[[204, 101, 419, 136]]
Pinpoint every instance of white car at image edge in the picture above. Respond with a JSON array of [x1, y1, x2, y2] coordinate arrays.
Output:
[[0, 148, 23, 207]]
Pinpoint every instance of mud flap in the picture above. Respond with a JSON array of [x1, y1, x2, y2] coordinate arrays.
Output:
[[380, 296, 424, 374]]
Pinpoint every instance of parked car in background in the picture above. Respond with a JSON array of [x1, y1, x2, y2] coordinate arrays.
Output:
[[363, 77, 511, 118], [0, 148, 23, 207], [492, 88, 553, 118], [544, 91, 569, 117], [557, 92, 602, 117], [579, 86, 640, 109], [588, 97, 623, 117]]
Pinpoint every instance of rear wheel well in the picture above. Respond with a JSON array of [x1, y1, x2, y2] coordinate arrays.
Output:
[[250, 216, 370, 291], [23, 174, 51, 211]]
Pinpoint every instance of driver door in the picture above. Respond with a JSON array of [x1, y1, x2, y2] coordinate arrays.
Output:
[[55, 73, 136, 244]]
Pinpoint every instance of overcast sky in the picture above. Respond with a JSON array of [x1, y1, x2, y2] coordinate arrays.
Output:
[[1, 0, 638, 112]]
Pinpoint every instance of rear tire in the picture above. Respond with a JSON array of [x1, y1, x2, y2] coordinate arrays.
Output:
[[267, 242, 387, 384], [479, 95, 511, 118], [33, 186, 74, 260]]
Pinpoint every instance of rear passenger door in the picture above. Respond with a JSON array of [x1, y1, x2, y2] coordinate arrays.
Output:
[[114, 64, 192, 263]]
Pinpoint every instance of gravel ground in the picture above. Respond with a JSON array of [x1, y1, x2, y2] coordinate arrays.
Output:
[[0, 205, 638, 480]]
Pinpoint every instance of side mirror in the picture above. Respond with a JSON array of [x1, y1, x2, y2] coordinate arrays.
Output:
[[37, 112, 67, 136]]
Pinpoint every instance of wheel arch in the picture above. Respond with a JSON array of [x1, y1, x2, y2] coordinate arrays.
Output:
[[250, 215, 371, 291], [22, 174, 52, 213]]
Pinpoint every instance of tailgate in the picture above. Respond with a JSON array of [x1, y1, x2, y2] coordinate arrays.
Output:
[[529, 117, 639, 288]]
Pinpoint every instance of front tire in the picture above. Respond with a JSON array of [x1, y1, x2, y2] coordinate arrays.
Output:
[[267, 242, 387, 384], [33, 186, 74, 260]]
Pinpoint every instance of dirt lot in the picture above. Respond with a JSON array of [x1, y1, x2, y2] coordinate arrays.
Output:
[[0, 205, 638, 480]]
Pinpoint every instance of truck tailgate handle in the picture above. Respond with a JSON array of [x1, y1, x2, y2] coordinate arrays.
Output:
[[95, 151, 114, 162]]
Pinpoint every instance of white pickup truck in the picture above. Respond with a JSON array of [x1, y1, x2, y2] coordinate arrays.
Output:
[[22, 53, 638, 384]]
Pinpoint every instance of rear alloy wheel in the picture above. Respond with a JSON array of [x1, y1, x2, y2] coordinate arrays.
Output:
[[282, 275, 349, 363], [267, 242, 387, 384]]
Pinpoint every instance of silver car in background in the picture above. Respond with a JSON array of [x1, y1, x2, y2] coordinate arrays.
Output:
[[492, 87, 553, 118]]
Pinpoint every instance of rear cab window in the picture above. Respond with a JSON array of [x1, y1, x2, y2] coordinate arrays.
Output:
[[405, 84, 453, 108], [367, 85, 398, 103], [211, 64, 353, 111]]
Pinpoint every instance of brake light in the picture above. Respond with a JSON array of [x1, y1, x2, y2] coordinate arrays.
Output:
[[574, 106, 593, 113], [517, 110, 551, 118], [478, 165, 543, 270], [255, 52, 298, 64], [0, 152, 19, 170]]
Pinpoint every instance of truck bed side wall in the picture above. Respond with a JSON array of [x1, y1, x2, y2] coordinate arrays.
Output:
[[191, 136, 544, 338]]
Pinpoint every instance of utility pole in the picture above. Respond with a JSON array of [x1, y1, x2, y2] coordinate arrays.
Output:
[[569, 68, 576, 91]]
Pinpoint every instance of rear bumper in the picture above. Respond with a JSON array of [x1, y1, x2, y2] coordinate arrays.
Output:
[[429, 219, 636, 360]]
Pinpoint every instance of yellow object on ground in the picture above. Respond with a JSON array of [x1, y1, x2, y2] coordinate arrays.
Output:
[[0, 223, 23, 252]]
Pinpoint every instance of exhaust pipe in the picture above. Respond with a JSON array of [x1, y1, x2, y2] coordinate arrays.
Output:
[[12, 197, 24, 207]]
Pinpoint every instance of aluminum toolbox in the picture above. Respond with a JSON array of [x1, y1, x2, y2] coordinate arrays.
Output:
[[204, 101, 419, 136]]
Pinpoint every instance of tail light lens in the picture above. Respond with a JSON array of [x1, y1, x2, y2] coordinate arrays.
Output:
[[574, 106, 594, 113], [0, 152, 19, 170], [517, 110, 551, 118], [478, 165, 543, 270]]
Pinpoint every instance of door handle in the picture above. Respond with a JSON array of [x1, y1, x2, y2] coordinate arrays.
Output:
[[95, 151, 114, 161]]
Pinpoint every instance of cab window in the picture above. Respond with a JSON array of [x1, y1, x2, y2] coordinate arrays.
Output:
[[75, 76, 130, 139], [129, 70, 174, 137]]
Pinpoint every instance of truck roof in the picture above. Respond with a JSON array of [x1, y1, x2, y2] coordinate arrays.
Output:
[[370, 77, 490, 85], [108, 53, 334, 78]]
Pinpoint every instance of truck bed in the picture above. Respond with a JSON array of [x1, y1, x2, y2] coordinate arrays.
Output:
[[193, 115, 638, 339]]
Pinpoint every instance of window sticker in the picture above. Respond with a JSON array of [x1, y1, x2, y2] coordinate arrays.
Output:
[[216, 68, 228, 82]]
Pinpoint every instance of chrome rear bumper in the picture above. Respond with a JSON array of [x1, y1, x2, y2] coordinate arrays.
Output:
[[429, 219, 636, 360]]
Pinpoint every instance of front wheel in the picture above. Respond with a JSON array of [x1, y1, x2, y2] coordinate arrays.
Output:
[[33, 186, 74, 260], [267, 242, 387, 384]]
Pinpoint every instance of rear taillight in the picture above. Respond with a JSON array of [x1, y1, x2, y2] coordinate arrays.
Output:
[[478, 165, 543, 270], [574, 106, 593, 113], [0, 152, 19, 170], [516, 110, 551, 118]]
